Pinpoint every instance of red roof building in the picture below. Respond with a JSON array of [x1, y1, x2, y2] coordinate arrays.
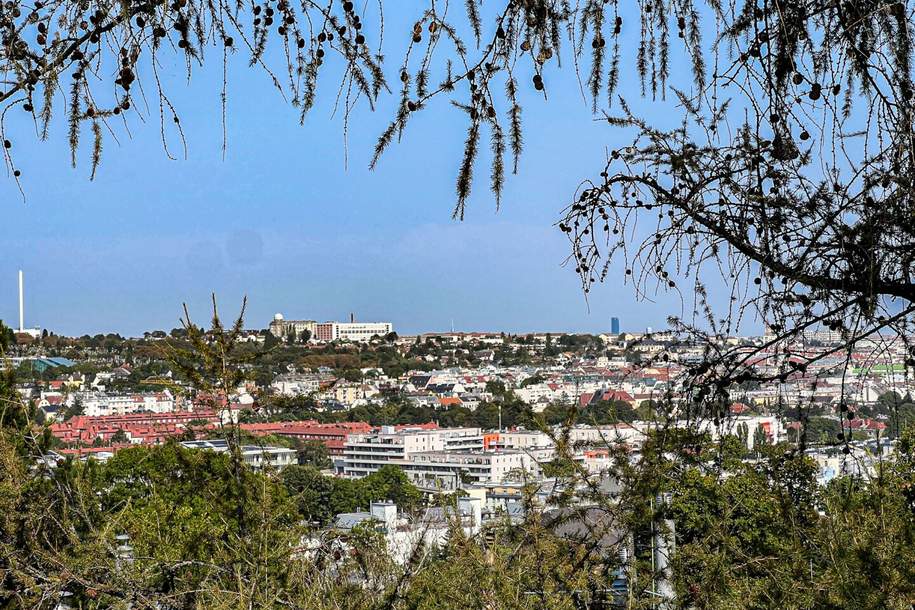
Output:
[[49, 411, 222, 445], [239, 421, 372, 455]]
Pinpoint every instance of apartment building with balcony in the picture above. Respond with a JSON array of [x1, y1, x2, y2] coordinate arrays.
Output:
[[342, 426, 483, 478], [402, 449, 531, 491]]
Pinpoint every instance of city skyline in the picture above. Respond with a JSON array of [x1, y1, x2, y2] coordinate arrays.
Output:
[[0, 259, 693, 337], [2, 279, 652, 337]]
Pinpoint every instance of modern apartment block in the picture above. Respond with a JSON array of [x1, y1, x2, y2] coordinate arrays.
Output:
[[314, 322, 337, 342], [180, 439, 297, 471], [342, 426, 483, 478], [402, 449, 531, 491]]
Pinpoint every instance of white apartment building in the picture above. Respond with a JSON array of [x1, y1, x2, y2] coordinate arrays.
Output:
[[485, 430, 555, 476], [514, 383, 559, 405], [403, 450, 531, 491], [442, 427, 486, 451], [180, 439, 297, 470], [695, 415, 785, 449], [77, 390, 175, 417], [487, 430, 554, 451], [566, 424, 648, 449], [270, 373, 323, 396], [330, 497, 483, 565], [342, 426, 483, 478]]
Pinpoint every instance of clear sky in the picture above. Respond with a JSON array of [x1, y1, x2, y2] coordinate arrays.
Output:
[[1, 5, 705, 338]]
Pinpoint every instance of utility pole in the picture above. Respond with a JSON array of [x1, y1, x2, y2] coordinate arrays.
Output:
[[652, 493, 676, 610]]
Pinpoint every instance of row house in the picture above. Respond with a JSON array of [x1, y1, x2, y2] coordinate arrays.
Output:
[[77, 390, 176, 417]]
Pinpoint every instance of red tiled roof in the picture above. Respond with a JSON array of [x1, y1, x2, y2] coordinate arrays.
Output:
[[391, 422, 438, 431], [847, 418, 887, 431], [49, 410, 221, 445], [238, 421, 373, 455], [730, 402, 750, 414], [595, 390, 635, 403]]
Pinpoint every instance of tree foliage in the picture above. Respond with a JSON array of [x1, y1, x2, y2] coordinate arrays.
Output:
[[282, 463, 421, 525]]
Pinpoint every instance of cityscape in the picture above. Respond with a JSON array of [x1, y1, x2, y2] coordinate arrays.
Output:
[[4, 267, 914, 606], [2, 0, 914, 605], [9, 301, 910, 486]]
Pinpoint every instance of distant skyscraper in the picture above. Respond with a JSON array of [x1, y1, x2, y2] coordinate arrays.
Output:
[[611, 317, 620, 334]]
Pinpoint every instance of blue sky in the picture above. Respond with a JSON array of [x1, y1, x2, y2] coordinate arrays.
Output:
[[1, 5, 703, 337]]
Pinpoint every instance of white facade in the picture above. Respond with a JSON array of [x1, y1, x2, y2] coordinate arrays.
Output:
[[514, 383, 558, 404], [78, 390, 175, 417], [404, 450, 530, 490], [700, 415, 785, 449], [566, 424, 648, 448], [488, 430, 554, 450], [270, 373, 322, 396], [180, 439, 297, 470], [329, 498, 482, 565], [342, 427, 483, 478], [336, 322, 393, 342], [271, 316, 393, 343]]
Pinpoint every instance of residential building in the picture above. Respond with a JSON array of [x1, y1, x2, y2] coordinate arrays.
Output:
[[330, 497, 483, 565], [270, 372, 324, 396], [342, 426, 483, 478], [77, 390, 175, 417], [48, 410, 223, 445], [180, 439, 297, 470], [403, 449, 531, 491], [239, 421, 372, 455]]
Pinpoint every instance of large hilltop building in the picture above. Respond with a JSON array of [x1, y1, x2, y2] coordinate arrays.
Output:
[[268, 314, 316, 339], [269, 313, 392, 343]]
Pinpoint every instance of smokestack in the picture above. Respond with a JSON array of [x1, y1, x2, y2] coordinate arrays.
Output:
[[18, 270, 24, 332]]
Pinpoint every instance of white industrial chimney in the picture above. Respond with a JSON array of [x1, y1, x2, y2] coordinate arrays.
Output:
[[18, 270, 24, 333]]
